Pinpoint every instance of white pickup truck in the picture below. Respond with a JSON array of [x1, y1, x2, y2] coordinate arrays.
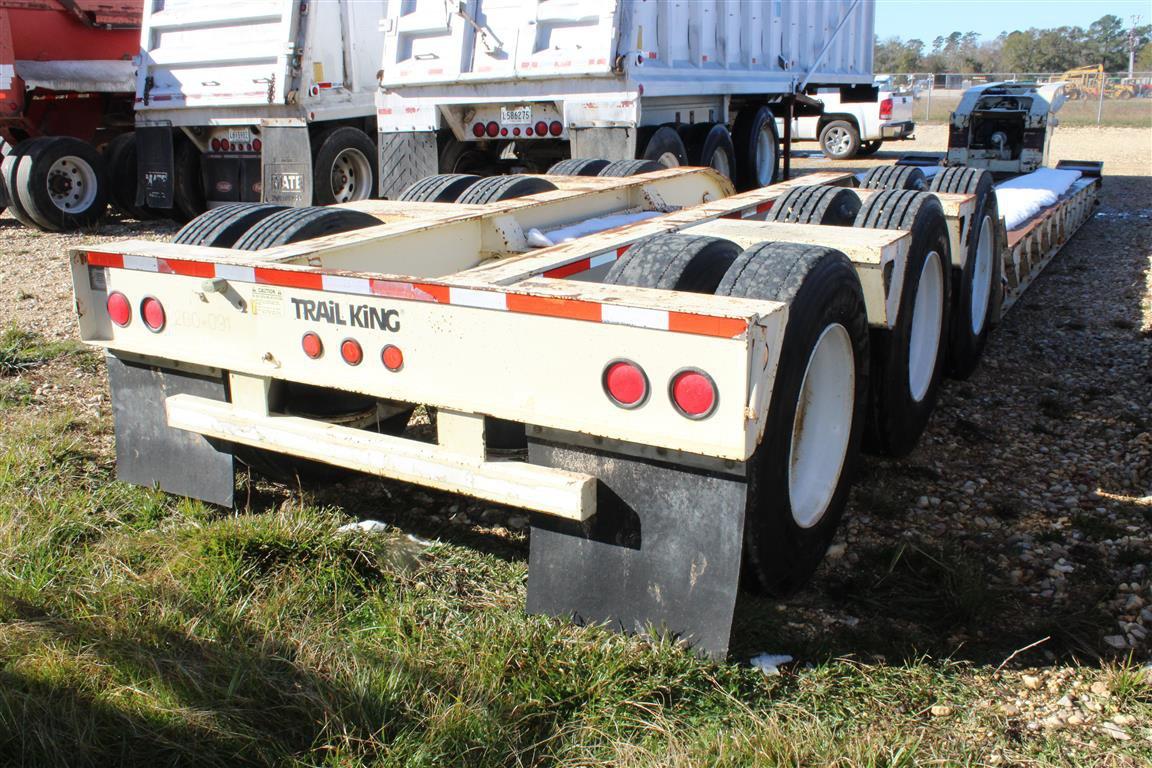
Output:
[[779, 85, 915, 159]]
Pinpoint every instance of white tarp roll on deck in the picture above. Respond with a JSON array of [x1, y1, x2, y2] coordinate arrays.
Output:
[[996, 168, 1082, 231]]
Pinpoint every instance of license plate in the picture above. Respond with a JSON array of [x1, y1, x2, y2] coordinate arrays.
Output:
[[500, 106, 532, 125], [227, 128, 252, 143]]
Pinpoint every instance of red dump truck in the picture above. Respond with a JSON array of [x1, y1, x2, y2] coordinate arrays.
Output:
[[0, 1, 145, 231]]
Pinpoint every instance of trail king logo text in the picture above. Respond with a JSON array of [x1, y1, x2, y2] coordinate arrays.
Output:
[[291, 298, 400, 331]]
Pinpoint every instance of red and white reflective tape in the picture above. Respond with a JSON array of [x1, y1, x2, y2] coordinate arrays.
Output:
[[83, 250, 748, 338], [542, 245, 630, 279], [723, 200, 774, 220]]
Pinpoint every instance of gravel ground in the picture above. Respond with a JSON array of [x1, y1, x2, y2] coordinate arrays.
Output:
[[1, 126, 1149, 737]]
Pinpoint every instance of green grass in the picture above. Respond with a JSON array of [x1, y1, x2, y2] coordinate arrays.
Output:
[[0, 326, 84, 377], [0, 355, 1149, 766]]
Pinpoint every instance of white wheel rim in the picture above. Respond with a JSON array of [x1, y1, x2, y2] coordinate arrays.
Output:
[[709, 148, 732, 178], [330, 147, 373, 203], [46, 155, 98, 212], [970, 214, 994, 335], [755, 123, 775, 186], [655, 151, 681, 168], [824, 127, 850, 155], [908, 250, 944, 403], [788, 323, 855, 529]]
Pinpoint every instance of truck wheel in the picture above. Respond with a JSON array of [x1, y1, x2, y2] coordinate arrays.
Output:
[[767, 185, 861, 226], [859, 164, 926, 191], [716, 242, 869, 596], [1, 138, 51, 228], [0, 140, 10, 215], [547, 158, 611, 176], [397, 174, 481, 203], [853, 190, 952, 456], [173, 203, 288, 247], [439, 137, 496, 175], [172, 138, 206, 224], [312, 126, 377, 205], [605, 234, 741, 293], [597, 159, 664, 177], [929, 167, 1000, 378], [857, 140, 884, 157], [105, 133, 158, 220], [819, 120, 861, 160], [233, 206, 380, 250], [731, 106, 780, 190], [638, 126, 688, 168], [683, 124, 736, 181], [455, 174, 557, 204], [13, 136, 109, 231]]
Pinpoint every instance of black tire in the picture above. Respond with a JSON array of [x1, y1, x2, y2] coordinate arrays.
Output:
[[604, 234, 741, 293], [859, 164, 927, 191], [682, 123, 737, 181], [439, 136, 497, 175], [104, 132, 158, 220], [455, 175, 556, 205], [547, 158, 611, 176], [172, 138, 206, 224], [598, 159, 664, 177], [853, 190, 952, 456], [819, 120, 861, 160], [13, 136, 109, 231], [397, 174, 481, 203], [716, 242, 869, 596], [312, 126, 377, 205], [1, 138, 51, 229], [731, 106, 780, 190], [929, 167, 1000, 378], [233, 206, 380, 251], [857, 140, 884, 157], [638, 125, 688, 168], [767, 185, 861, 226], [173, 203, 288, 247]]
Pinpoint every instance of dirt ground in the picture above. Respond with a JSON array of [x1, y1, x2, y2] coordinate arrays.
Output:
[[0, 124, 1149, 693]]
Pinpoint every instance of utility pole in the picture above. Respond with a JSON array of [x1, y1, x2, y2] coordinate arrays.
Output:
[[1129, 15, 1142, 79]]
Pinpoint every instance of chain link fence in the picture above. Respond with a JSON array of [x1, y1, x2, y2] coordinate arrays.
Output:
[[880, 72, 1152, 127]]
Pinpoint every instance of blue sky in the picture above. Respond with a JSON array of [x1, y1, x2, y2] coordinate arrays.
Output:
[[875, 0, 1149, 43]]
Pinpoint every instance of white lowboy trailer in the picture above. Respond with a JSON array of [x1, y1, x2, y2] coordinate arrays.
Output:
[[375, 0, 876, 197], [133, 0, 387, 218], [69, 119, 1100, 655]]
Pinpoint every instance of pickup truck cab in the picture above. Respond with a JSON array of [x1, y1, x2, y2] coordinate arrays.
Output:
[[778, 85, 915, 160]]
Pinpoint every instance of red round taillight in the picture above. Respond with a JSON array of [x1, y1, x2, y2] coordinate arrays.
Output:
[[107, 291, 131, 326], [252, 137, 262, 152], [670, 369, 718, 419], [340, 338, 363, 366], [500, 127, 508, 137], [381, 344, 404, 372], [210, 138, 222, 151], [512, 127, 521, 136], [525, 127, 534, 136], [603, 360, 648, 409], [486, 121, 499, 138], [549, 120, 563, 137], [219, 138, 230, 151], [472, 122, 486, 138], [140, 296, 166, 332], [301, 332, 323, 359], [534, 121, 548, 137]]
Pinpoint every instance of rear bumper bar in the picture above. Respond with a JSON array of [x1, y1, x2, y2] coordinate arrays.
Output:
[[881, 121, 915, 140], [165, 394, 598, 521]]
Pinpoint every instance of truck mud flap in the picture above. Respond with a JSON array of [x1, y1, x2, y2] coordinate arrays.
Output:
[[107, 355, 234, 507], [259, 120, 313, 207], [378, 131, 437, 200], [135, 124, 174, 209], [526, 438, 747, 659]]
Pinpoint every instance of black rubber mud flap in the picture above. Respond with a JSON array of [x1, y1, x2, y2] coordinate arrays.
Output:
[[260, 120, 313, 207], [526, 437, 747, 659], [107, 355, 234, 507], [135, 123, 174, 209]]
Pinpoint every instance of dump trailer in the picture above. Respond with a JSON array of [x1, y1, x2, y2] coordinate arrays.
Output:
[[132, 0, 386, 222], [0, 0, 143, 231], [374, 0, 876, 197], [69, 76, 1101, 654]]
